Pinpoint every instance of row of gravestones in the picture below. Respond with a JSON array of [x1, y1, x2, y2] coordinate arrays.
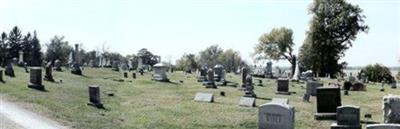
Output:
[[199, 65, 227, 87]]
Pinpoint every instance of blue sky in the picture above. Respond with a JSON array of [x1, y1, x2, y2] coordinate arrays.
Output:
[[0, 0, 399, 67]]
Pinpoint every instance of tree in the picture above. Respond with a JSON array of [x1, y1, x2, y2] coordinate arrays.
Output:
[[299, 0, 368, 77], [21, 32, 33, 64], [219, 49, 242, 73], [45, 36, 73, 65], [7, 26, 23, 61], [0, 32, 7, 66], [29, 31, 42, 66], [197, 45, 223, 67], [137, 48, 159, 66], [254, 27, 296, 77], [175, 53, 197, 71], [360, 64, 394, 83]]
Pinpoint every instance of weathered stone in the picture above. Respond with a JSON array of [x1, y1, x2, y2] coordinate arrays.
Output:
[[259, 102, 295, 129], [194, 92, 214, 103], [239, 97, 255, 107], [241, 67, 250, 88], [203, 68, 216, 88], [383, 94, 400, 124], [5, 63, 15, 77], [87, 85, 103, 108], [152, 63, 169, 82], [44, 62, 55, 82], [306, 80, 323, 96], [27, 67, 45, 91], [244, 74, 256, 97], [331, 105, 361, 129]]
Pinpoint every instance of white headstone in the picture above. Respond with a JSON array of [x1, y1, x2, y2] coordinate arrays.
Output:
[[239, 97, 255, 107], [194, 93, 214, 103], [259, 102, 295, 129]]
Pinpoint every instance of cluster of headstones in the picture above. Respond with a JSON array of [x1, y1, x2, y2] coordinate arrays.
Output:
[[199, 64, 227, 88]]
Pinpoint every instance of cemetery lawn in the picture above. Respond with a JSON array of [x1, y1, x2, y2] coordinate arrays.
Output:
[[0, 67, 398, 129]]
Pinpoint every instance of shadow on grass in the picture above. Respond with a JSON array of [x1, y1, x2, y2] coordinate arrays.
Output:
[[256, 97, 272, 100], [360, 120, 380, 124]]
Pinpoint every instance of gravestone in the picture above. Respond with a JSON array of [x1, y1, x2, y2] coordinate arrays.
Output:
[[123, 72, 128, 78], [383, 94, 400, 124], [315, 87, 342, 120], [18, 50, 24, 66], [121, 62, 129, 71], [54, 59, 62, 71], [194, 92, 214, 103], [111, 61, 119, 71], [0, 69, 3, 82], [241, 67, 250, 89], [27, 67, 45, 91], [306, 80, 323, 96], [44, 62, 55, 82], [366, 124, 400, 129], [331, 105, 361, 129], [265, 61, 273, 78], [5, 63, 15, 77], [216, 69, 227, 86], [197, 67, 207, 82], [70, 44, 82, 75], [276, 78, 290, 95], [23, 62, 28, 73], [203, 68, 216, 88], [259, 102, 295, 129], [391, 82, 397, 89], [244, 74, 256, 97], [213, 64, 224, 82], [152, 63, 169, 82], [239, 97, 255, 107], [132, 72, 136, 79], [87, 85, 103, 108], [344, 81, 352, 91]]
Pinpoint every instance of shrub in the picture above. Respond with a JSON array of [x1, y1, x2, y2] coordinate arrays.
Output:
[[360, 63, 394, 83]]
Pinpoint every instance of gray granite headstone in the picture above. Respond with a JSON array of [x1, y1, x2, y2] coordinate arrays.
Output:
[[306, 80, 322, 96], [27, 67, 45, 91], [194, 92, 214, 103], [259, 102, 295, 129], [366, 124, 400, 129], [239, 97, 255, 107], [331, 105, 361, 129], [44, 62, 55, 82], [244, 74, 256, 97], [5, 63, 15, 77], [383, 94, 400, 124], [203, 68, 216, 88], [241, 67, 250, 88], [87, 85, 103, 108]]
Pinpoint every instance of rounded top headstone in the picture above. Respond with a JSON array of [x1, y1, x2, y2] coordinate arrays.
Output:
[[153, 63, 167, 68], [214, 64, 224, 69]]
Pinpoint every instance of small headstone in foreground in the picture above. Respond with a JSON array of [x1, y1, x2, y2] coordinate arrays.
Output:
[[239, 97, 255, 107], [331, 105, 361, 129], [383, 94, 400, 124], [194, 92, 214, 103], [87, 85, 104, 108], [259, 101, 295, 129]]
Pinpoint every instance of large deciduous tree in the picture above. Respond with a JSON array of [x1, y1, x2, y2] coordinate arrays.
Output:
[[254, 27, 296, 78], [197, 45, 223, 67], [298, 0, 368, 78], [45, 36, 73, 65], [175, 53, 197, 71]]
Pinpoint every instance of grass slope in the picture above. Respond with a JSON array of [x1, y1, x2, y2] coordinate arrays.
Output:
[[0, 66, 398, 129]]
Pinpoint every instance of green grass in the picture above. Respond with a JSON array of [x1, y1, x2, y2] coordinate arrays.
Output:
[[0, 66, 399, 129]]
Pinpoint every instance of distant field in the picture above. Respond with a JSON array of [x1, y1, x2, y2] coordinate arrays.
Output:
[[0, 66, 399, 129]]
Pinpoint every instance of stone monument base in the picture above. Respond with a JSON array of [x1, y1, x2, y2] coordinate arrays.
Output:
[[315, 113, 336, 120], [44, 77, 55, 82], [330, 123, 361, 129], [87, 102, 104, 108], [276, 91, 291, 95], [27, 83, 45, 91]]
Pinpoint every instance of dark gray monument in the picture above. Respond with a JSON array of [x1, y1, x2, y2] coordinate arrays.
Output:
[[0, 69, 3, 82], [87, 85, 103, 108], [132, 72, 136, 79], [123, 72, 128, 78], [259, 102, 295, 129], [315, 87, 342, 120], [5, 63, 15, 77], [213, 64, 224, 82], [70, 44, 82, 75], [241, 67, 250, 89], [331, 105, 361, 129], [27, 67, 45, 91], [44, 62, 55, 82], [276, 78, 290, 95], [203, 68, 216, 88], [197, 67, 207, 82], [244, 74, 256, 97]]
